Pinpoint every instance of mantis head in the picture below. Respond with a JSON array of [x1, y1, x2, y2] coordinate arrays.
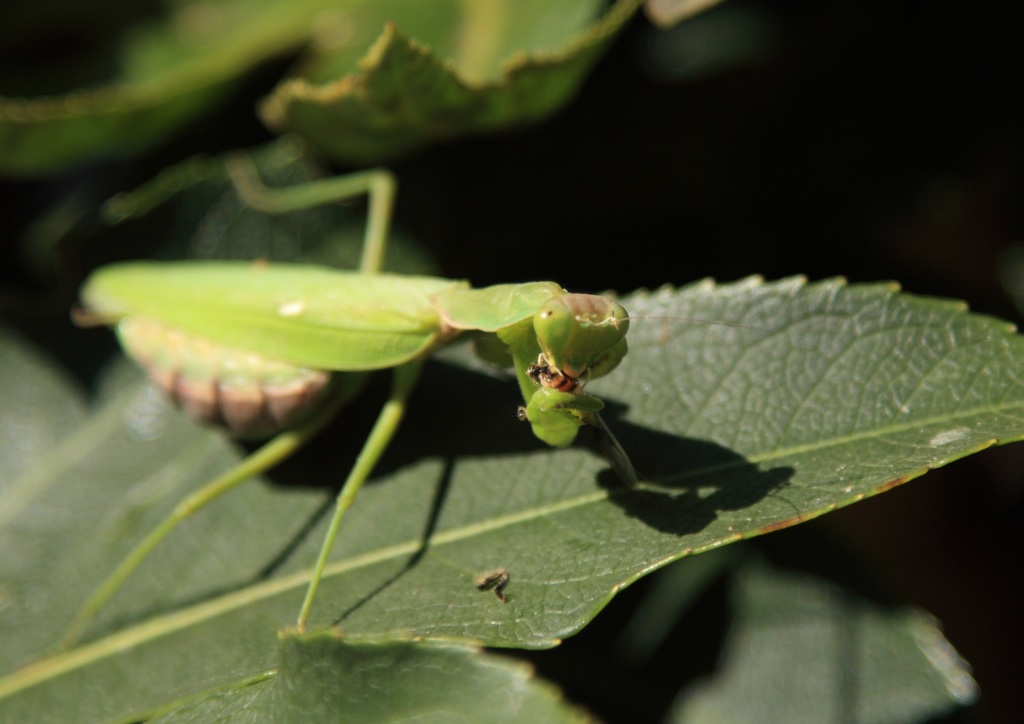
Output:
[[534, 294, 630, 380]]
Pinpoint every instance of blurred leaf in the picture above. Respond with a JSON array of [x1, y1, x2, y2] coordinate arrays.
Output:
[[0, 2, 162, 96], [2, 260, 1023, 718], [269, 635, 587, 721], [671, 557, 977, 722], [144, 634, 587, 722], [644, 0, 727, 29], [0, 0, 304, 177], [616, 545, 740, 665], [997, 243, 1024, 319], [0, 0, 641, 177], [638, 2, 779, 82], [260, 0, 642, 163], [0, 327, 87, 490]]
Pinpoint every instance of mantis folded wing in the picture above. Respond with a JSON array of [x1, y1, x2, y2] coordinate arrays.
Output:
[[63, 158, 636, 646]]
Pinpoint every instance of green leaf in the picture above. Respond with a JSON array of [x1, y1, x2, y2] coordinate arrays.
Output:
[[0, 0, 639, 176], [146, 634, 585, 722], [644, 0, 728, 29], [671, 556, 977, 721], [2, 268, 1021, 719], [260, 0, 642, 163], [271, 635, 585, 721], [0, 327, 87, 488], [0, 0, 311, 177]]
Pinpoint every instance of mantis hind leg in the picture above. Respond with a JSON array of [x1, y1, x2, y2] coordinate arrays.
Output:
[[225, 154, 396, 275], [62, 162, 402, 647], [60, 376, 366, 648]]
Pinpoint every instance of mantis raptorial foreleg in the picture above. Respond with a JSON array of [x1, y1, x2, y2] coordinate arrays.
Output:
[[61, 159, 401, 647]]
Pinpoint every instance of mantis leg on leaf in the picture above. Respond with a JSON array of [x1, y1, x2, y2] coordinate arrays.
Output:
[[64, 156, 636, 646]]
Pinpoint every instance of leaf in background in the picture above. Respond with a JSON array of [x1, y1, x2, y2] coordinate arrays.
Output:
[[2, 271, 1023, 719], [268, 635, 587, 721], [671, 557, 977, 721], [144, 634, 587, 721], [0, 0, 310, 177], [997, 242, 1024, 319], [0, 326, 87, 489], [260, 0, 642, 163], [0, 0, 641, 177], [644, 0, 727, 29]]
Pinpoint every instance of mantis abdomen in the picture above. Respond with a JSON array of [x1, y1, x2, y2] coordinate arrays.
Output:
[[117, 316, 334, 437]]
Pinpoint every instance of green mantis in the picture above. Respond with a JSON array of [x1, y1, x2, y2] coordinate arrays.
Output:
[[63, 157, 636, 646]]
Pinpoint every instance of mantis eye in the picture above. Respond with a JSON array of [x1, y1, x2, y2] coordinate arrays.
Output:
[[534, 298, 576, 357]]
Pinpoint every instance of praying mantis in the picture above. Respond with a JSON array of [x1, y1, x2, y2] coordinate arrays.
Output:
[[62, 156, 637, 647]]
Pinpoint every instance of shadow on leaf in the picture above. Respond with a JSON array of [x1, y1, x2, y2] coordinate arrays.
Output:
[[592, 401, 794, 537]]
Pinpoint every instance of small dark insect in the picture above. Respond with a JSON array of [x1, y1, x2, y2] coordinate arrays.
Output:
[[475, 569, 510, 603], [528, 361, 580, 393]]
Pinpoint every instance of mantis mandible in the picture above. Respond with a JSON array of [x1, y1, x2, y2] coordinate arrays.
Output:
[[63, 156, 636, 646]]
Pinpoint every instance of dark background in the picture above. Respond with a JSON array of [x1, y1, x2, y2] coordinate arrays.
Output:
[[2, 1, 1022, 721]]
